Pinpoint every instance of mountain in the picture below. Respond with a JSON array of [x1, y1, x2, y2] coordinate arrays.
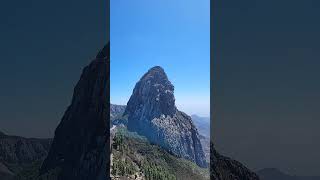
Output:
[[110, 104, 127, 126], [210, 142, 260, 180], [257, 168, 320, 180], [40, 43, 110, 180], [124, 66, 207, 168], [0, 131, 51, 179], [110, 104, 126, 119], [191, 115, 210, 138]]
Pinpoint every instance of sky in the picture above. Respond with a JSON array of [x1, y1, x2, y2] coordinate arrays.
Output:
[[3, 0, 318, 176], [110, 0, 210, 117], [0, 0, 107, 138], [213, 0, 320, 176]]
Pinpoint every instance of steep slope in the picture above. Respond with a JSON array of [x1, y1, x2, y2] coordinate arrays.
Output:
[[124, 66, 207, 168], [40, 43, 110, 180], [210, 142, 260, 180]]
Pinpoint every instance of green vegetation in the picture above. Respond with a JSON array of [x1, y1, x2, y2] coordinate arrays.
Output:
[[111, 127, 209, 180], [111, 130, 139, 178], [113, 131, 124, 150], [142, 161, 176, 180], [111, 159, 136, 176]]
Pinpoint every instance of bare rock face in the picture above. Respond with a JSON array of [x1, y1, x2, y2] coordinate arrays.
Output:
[[40, 43, 110, 180], [124, 66, 207, 168], [210, 142, 260, 180]]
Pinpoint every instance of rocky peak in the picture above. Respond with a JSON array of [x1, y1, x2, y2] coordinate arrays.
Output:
[[125, 66, 207, 168], [125, 66, 176, 119], [139, 66, 169, 84]]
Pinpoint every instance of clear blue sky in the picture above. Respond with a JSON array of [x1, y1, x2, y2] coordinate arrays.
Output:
[[111, 0, 210, 116]]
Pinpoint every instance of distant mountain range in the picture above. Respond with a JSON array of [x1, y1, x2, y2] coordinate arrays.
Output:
[[191, 115, 210, 138], [257, 168, 320, 180], [110, 104, 126, 119], [0, 131, 51, 180]]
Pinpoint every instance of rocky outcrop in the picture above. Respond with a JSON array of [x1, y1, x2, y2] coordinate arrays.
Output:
[[124, 66, 207, 168], [210, 142, 260, 180], [40, 43, 110, 180]]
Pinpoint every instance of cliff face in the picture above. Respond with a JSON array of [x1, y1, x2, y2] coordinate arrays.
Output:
[[124, 66, 207, 168], [40, 43, 110, 180]]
